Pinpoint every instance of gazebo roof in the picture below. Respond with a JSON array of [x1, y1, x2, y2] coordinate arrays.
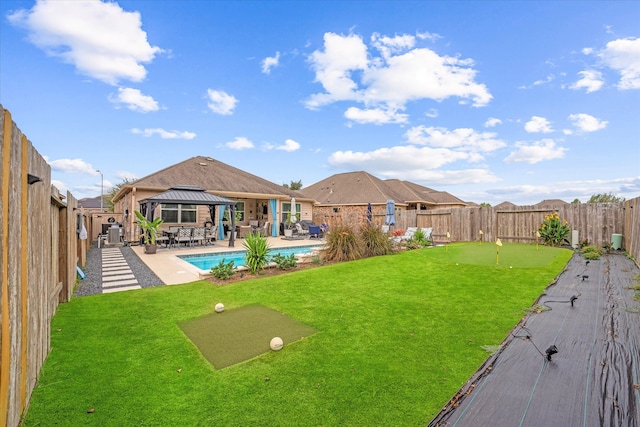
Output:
[[139, 185, 235, 205]]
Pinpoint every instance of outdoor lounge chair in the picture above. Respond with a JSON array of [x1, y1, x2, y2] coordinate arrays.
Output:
[[393, 227, 418, 243], [308, 224, 322, 239]]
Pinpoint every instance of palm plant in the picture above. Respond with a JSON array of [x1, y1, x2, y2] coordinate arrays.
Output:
[[134, 210, 164, 246], [243, 232, 271, 274]]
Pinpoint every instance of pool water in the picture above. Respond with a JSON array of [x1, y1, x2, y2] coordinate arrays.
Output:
[[178, 244, 323, 270]]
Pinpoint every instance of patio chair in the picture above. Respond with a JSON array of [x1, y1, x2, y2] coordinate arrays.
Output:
[[192, 227, 206, 246], [175, 227, 193, 247], [238, 225, 253, 238], [259, 221, 270, 237], [295, 223, 309, 236], [206, 225, 218, 244]]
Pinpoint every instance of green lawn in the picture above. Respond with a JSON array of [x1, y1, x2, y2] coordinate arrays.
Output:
[[23, 243, 572, 427]]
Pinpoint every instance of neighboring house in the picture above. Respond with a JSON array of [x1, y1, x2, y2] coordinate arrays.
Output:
[[300, 171, 467, 226], [534, 199, 569, 209], [111, 156, 313, 242], [78, 195, 109, 213], [494, 201, 518, 209]]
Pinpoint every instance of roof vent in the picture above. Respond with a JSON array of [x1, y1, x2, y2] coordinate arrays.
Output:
[[199, 162, 207, 166]]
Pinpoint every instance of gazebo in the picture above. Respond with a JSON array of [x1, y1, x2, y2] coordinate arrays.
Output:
[[138, 185, 238, 247]]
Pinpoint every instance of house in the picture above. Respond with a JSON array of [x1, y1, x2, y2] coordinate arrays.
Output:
[[534, 199, 569, 209], [494, 201, 518, 209], [111, 156, 314, 242], [300, 171, 467, 226]]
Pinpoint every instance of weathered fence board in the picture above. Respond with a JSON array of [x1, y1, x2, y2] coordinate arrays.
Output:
[[0, 105, 82, 427]]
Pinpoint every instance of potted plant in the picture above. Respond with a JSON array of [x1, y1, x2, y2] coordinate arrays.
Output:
[[134, 210, 164, 254], [284, 213, 294, 238]]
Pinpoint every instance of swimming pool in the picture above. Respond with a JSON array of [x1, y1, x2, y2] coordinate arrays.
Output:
[[177, 244, 324, 270]]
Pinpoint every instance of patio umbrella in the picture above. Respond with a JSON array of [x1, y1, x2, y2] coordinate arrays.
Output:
[[367, 203, 372, 224], [290, 198, 297, 223], [385, 200, 396, 226]]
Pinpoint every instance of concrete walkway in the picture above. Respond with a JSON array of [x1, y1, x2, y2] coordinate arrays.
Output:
[[100, 247, 142, 293]]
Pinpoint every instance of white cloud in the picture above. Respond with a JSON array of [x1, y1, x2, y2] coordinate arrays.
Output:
[[504, 138, 567, 164], [484, 117, 502, 128], [329, 145, 470, 171], [597, 37, 640, 90], [404, 126, 506, 153], [328, 145, 498, 185], [206, 89, 238, 115], [344, 106, 409, 125], [567, 113, 608, 133], [8, 0, 162, 85], [226, 137, 254, 150], [524, 116, 553, 133], [275, 139, 301, 152], [262, 51, 280, 74], [131, 128, 196, 139], [109, 87, 159, 112], [48, 158, 97, 174], [570, 70, 604, 93], [305, 31, 492, 116], [425, 108, 438, 118]]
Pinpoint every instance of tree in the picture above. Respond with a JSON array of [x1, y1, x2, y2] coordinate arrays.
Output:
[[106, 178, 134, 212], [571, 198, 581, 204], [588, 192, 625, 203], [282, 180, 303, 190], [479, 202, 491, 208]]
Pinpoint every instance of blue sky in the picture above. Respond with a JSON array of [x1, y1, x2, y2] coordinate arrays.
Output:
[[1, 0, 638, 205]]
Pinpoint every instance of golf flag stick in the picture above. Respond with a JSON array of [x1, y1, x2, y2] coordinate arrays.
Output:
[[496, 238, 502, 264], [536, 230, 540, 251], [446, 231, 450, 251], [479, 229, 483, 245]]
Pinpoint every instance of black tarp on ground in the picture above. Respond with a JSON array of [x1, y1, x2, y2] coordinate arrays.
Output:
[[429, 254, 640, 427]]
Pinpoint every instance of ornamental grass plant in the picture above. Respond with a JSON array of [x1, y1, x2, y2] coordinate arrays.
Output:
[[22, 243, 572, 427]]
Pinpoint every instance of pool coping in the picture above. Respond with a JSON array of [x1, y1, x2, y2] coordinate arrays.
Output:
[[130, 237, 326, 285]]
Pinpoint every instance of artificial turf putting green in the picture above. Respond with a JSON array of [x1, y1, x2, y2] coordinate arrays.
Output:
[[178, 304, 318, 369]]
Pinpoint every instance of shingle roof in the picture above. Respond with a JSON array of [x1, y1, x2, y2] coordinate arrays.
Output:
[[300, 171, 407, 205], [124, 156, 300, 199], [78, 196, 105, 209], [494, 201, 518, 209], [534, 199, 569, 208], [384, 179, 467, 206], [300, 171, 467, 206]]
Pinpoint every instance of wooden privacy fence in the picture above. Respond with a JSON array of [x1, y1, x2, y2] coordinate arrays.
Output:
[[0, 105, 84, 427], [417, 201, 640, 263]]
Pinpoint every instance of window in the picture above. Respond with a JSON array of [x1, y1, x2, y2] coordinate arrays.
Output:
[[161, 203, 197, 223], [223, 201, 245, 222], [281, 202, 301, 223]]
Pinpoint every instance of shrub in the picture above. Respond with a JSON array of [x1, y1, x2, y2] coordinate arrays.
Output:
[[271, 253, 298, 270], [406, 229, 431, 249], [243, 232, 271, 274], [360, 224, 393, 257], [210, 259, 236, 280], [324, 224, 363, 262], [537, 212, 570, 247], [581, 245, 603, 260]]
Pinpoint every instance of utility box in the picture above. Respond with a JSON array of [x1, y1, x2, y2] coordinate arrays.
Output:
[[571, 230, 579, 249], [108, 226, 121, 244], [611, 234, 623, 250]]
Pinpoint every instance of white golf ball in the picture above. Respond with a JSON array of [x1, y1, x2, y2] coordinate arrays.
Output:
[[270, 337, 284, 351], [509, 266, 512, 269], [215, 303, 224, 313]]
